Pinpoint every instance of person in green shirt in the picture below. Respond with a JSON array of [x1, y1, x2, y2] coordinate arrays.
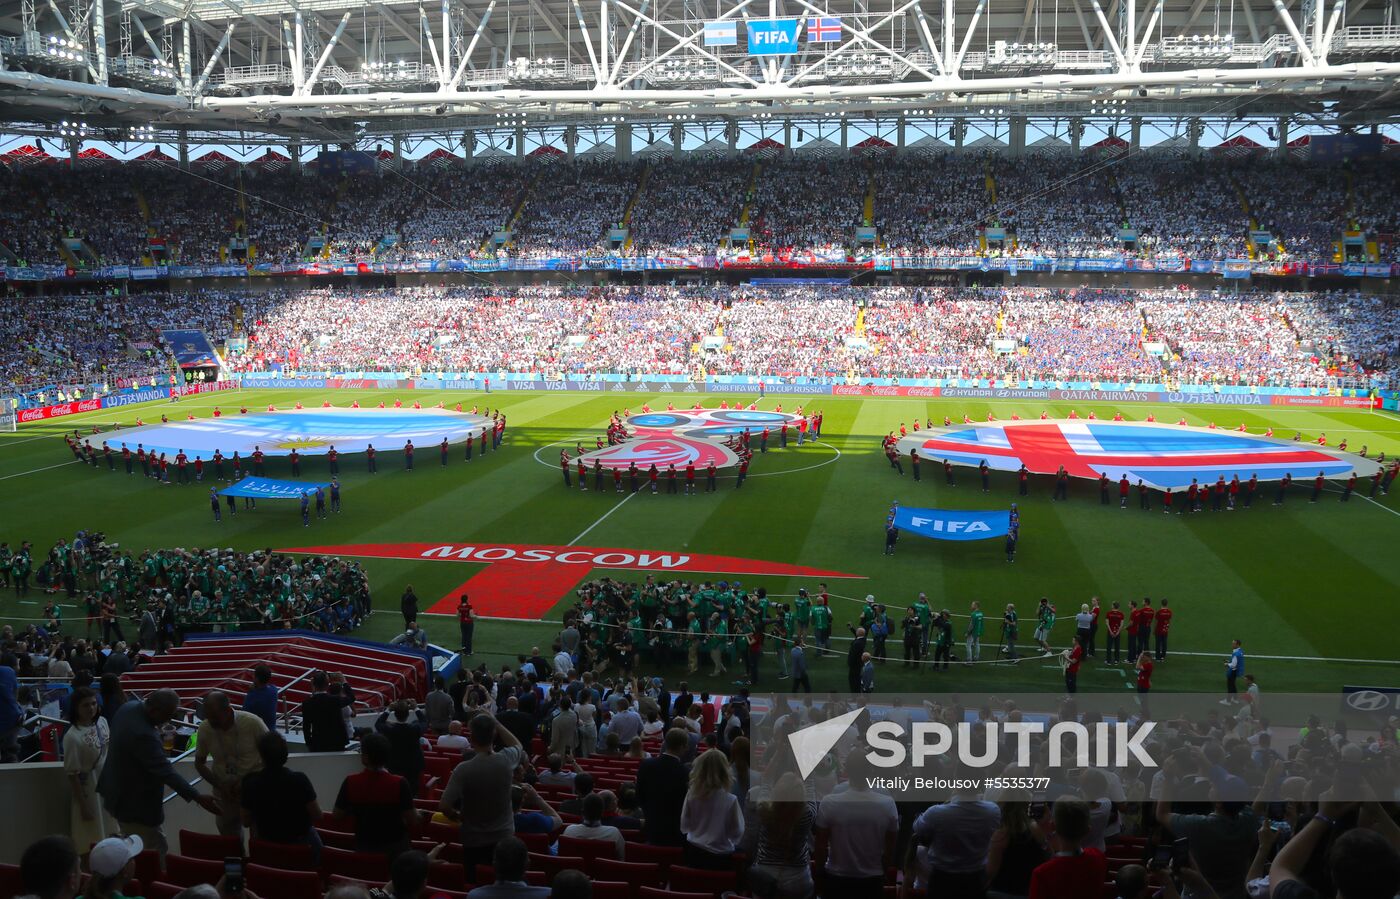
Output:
[[810, 599, 833, 656], [793, 590, 812, 638], [1035, 597, 1056, 656], [1003, 602, 1020, 660], [707, 613, 728, 677], [686, 612, 703, 674], [912, 593, 933, 656], [932, 610, 953, 670], [965, 600, 985, 664]]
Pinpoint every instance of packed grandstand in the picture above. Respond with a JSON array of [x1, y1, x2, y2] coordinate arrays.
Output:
[[3, 154, 1400, 267], [3, 286, 1395, 409]]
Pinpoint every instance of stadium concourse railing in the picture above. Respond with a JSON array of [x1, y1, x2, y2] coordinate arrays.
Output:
[[4, 254, 1400, 281]]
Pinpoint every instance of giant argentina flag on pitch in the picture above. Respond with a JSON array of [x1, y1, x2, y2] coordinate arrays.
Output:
[[894, 420, 1381, 490], [893, 506, 1011, 541]]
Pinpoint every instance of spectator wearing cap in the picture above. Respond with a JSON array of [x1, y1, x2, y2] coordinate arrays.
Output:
[[82, 836, 142, 899]]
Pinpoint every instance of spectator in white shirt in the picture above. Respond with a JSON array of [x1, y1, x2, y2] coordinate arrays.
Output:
[[435, 721, 470, 753], [680, 748, 745, 870], [561, 793, 626, 860], [815, 751, 900, 896]]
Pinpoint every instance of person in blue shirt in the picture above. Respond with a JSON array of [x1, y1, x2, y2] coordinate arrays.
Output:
[[1225, 639, 1245, 703], [314, 486, 327, 519], [0, 660, 22, 763], [511, 782, 562, 836], [242, 663, 278, 731], [329, 479, 341, 514], [300, 491, 311, 527]]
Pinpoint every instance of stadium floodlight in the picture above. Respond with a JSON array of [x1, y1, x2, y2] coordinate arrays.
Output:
[[58, 119, 91, 139], [127, 124, 157, 140], [825, 52, 895, 79], [43, 34, 88, 65], [986, 40, 1057, 70], [1156, 34, 1235, 62], [648, 57, 713, 85]]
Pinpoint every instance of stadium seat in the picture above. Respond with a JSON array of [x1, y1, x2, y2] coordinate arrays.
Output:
[[0, 863, 20, 899], [314, 828, 357, 850], [249, 839, 316, 871], [622, 843, 683, 873], [517, 831, 554, 853], [639, 888, 712, 899], [591, 882, 632, 899], [593, 858, 664, 889], [557, 834, 621, 862], [146, 882, 184, 899], [474, 866, 548, 886], [245, 863, 322, 899], [529, 853, 587, 880], [164, 854, 225, 888], [318, 846, 390, 884], [178, 830, 242, 861], [426, 861, 469, 891], [666, 865, 737, 896], [132, 850, 163, 887]]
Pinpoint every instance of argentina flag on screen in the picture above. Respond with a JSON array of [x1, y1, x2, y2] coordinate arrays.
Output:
[[703, 20, 737, 45]]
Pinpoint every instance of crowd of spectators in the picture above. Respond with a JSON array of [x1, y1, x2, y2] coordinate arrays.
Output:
[[10, 562, 1400, 899], [3, 285, 1394, 393], [6, 153, 1400, 262]]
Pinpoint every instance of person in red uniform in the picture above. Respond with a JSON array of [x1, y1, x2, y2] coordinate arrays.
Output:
[[685, 462, 696, 495], [1341, 472, 1356, 502], [1119, 474, 1130, 508], [1162, 487, 1173, 514], [736, 457, 749, 488], [404, 440, 414, 470], [648, 464, 659, 494], [290, 448, 301, 476], [1039, 410, 1048, 420], [193, 456, 204, 481], [666, 463, 677, 494], [442, 439, 451, 467], [1099, 472, 1111, 505], [1018, 464, 1029, 496], [1184, 479, 1198, 514], [1132, 598, 1154, 660], [613, 466, 624, 494], [212, 407, 222, 418], [560, 452, 572, 488], [1212, 476, 1226, 512], [252, 446, 265, 477], [944, 459, 955, 486], [175, 449, 189, 485], [577, 458, 588, 491], [980, 460, 991, 493], [1027, 801, 1106, 899], [1154, 600, 1173, 660], [1145, 412, 1156, 422], [1062, 635, 1085, 693], [365, 444, 376, 474], [1105, 601, 1125, 663], [1113, 412, 1124, 421], [1310, 471, 1325, 503], [1275, 472, 1293, 504], [121, 443, 132, 475], [1068, 409, 1079, 419]]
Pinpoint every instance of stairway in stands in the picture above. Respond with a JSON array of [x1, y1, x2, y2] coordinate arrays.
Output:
[[120, 632, 428, 725]]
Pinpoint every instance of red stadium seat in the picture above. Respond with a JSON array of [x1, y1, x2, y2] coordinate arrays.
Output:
[[529, 854, 587, 881], [516, 831, 554, 853], [132, 850, 163, 888], [593, 858, 664, 889], [557, 835, 620, 863], [639, 888, 711, 899], [146, 882, 184, 899], [666, 865, 737, 896], [314, 828, 357, 851], [622, 843, 683, 872], [164, 855, 225, 888], [0, 863, 21, 899], [426, 862, 469, 891], [473, 866, 547, 886], [318, 846, 390, 884], [177, 831, 242, 862], [249, 840, 316, 871], [245, 863, 322, 899], [591, 882, 632, 899]]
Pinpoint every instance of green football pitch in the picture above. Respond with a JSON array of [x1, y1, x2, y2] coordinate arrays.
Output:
[[2, 388, 1398, 697]]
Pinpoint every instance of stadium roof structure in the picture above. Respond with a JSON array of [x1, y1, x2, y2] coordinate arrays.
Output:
[[1, 0, 1399, 142]]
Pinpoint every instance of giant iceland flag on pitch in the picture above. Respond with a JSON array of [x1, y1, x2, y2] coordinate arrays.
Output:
[[892, 506, 1011, 542]]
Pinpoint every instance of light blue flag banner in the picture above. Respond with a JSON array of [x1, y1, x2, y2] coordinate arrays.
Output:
[[747, 18, 801, 54], [219, 476, 332, 499], [892, 506, 1011, 541], [703, 20, 737, 45]]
